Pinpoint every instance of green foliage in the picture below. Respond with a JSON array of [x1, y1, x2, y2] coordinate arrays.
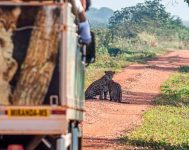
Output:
[[155, 73, 189, 106], [108, 0, 189, 43], [94, 54, 123, 68], [179, 66, 189, 73], [93, 28, 113, 49], [109, 0, 171, 38], [185, 0, 189, 5], [124, 106, 189, 149]]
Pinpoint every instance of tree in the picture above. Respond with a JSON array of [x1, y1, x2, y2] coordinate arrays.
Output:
[[109, 0, 171, 38], [107, 0, 189, 45], [184, 0, 189, 5]]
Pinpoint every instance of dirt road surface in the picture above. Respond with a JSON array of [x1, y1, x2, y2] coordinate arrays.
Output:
[[82, 50, 189, 150]]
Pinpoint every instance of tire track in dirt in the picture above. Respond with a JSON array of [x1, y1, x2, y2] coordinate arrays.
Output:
[[83, 50, 189, 150]]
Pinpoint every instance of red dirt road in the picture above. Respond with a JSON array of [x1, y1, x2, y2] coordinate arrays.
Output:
[[82, 50, 189, 150]]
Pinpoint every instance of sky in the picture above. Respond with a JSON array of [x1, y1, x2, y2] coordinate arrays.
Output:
[[91, 0, 189, 21]]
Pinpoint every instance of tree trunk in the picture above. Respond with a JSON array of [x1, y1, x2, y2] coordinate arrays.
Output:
[[12, 7, 60, 105]]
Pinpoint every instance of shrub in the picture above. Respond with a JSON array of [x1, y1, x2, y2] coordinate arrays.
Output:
[[178, 66, 189, 73]]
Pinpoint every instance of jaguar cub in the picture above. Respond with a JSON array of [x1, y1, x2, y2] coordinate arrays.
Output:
[[85, 71, 115, 100], [108, 80, 122, 103]]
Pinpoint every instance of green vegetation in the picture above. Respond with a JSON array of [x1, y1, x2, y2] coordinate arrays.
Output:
[[123, 106, 189, 150], [185, 0, 189, 5], [86, 0, 189, 87], [108, 0, 189, 49], [156, 73, 189, 105], [178, 66, 189, 73], [123, 72, 189, 149]]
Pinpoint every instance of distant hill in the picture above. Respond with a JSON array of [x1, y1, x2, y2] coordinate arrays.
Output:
[[183, 21, 189, 27], [87, 7, 114, 28]]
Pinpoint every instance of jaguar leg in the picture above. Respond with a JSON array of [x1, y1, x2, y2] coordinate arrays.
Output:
[[104, 91, 108, 100], [99, 91, 104, 100]]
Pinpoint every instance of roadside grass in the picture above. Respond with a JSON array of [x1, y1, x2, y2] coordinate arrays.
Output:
[[125, 51, 156, 63], [155, 73, 189, 106], [123, 106, 189, 150], [124, 72, 189, 149]]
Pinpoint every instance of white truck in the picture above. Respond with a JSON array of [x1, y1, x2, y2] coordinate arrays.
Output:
[[0, 0, 94, 149]]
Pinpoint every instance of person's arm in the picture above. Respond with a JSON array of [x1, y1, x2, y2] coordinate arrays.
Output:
[[75, 0, 91, 44], [75, 0, 86, 22], [80, 0, 86, 11]]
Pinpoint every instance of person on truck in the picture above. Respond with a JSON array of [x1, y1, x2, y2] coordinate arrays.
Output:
[[74, 0, 92, 44]]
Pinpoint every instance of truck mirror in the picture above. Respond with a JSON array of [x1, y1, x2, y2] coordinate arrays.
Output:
[[85, 31, 96, 64]]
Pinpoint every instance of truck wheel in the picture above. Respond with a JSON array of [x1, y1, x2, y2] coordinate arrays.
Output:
[[69, 121, 83, 150], [78, 136, 82, 150]]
